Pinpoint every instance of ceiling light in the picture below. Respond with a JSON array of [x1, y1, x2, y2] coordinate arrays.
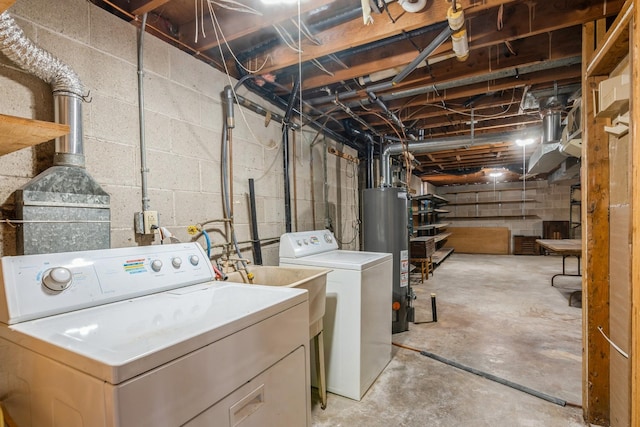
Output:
[[515, 138, 535, 146], [489, 172, 503, 177]]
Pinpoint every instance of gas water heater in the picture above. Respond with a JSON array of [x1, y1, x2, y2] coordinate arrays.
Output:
[[363, 187, 413, 333]]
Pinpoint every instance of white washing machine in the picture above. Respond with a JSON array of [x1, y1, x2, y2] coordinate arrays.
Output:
[[279, 230, 392, 401], [0, 243, 310, 427]]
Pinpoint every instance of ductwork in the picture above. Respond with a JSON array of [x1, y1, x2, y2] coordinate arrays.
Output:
[[0, 11, 110, 254], [380, 129, 539, 187], [0, 11, 84, 167]]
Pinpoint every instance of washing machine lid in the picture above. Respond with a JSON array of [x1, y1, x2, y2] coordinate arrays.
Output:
[[2, 283, 306, 385], [281, 250, 391, 271]]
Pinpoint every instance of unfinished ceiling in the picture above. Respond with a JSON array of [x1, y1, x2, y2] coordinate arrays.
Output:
[[92, 0, 622, 185]]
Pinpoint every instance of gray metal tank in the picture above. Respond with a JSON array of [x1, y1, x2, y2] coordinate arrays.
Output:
[[363, 187, 412, 333]]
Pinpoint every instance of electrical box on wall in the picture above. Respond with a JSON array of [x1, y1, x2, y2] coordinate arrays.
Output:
[[598, 68, 630, 118]]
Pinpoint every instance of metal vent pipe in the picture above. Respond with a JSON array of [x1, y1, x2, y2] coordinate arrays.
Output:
[[0, 11, 85, 167], [380, 129, 540, 187]]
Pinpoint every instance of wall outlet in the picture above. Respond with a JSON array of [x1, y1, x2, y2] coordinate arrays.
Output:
[[143, 210, 159, 234]]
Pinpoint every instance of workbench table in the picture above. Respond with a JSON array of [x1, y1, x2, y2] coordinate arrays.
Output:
[[536, 239, 582, 304]]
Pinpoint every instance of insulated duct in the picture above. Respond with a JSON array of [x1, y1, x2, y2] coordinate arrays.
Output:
[[0, 11, 84, 167], [0, 11, 110, 254], [380, 129, 539, 187]]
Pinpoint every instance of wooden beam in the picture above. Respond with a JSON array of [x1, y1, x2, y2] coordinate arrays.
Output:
[[631, 3, 640, 426], [294, 2, 621, 90], [179, 0, 339, 51], [586, 0, 634, 76], [0, 0, 15, 13], [581, 22, 611, 425], [251, 0, 527, 76], [130, 0, 170, 16]]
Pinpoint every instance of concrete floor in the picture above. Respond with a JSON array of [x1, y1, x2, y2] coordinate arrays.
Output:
[[311, 253, 586, 426]]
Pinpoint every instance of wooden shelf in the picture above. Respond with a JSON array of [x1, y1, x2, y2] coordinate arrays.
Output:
[[432, 247, 454, 265], [0, 114, 69, 156], [448, 215, 540, 220], [448, 199, 537, 206], [434, 232, 451, 243], [1, 1, 15, 13], [413, 193, 448, 203], [441, 188, 534, 195]]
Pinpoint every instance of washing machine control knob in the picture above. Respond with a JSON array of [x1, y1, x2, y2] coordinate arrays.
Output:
[[296, 239, 302, 246], [42, 267, 73, 291], [324, 233, 333, 243], [151, 259, 163, 272], [189, 255, 200, 266], [171, 257, 182, 269]]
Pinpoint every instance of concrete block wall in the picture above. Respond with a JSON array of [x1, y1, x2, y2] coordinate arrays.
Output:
[[0, 0, 358, 262], [437, 179, 576, 252]]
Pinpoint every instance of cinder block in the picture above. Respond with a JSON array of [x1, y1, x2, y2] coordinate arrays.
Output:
[[169, 48, 223, 99], [89, 94, 139, 145], [89, 6, 136, 65], [147, 150, 201, 191], [264, 197, 284, 223], [199, 159, 223, 194], [145, 74, 201, 123], [143, 33, 171, 78], [144, 111, 172, 152], [0, 149, 36, 179], [84, 137, 137, 185], [12, 0, 90, 45], [101, 184, 140, 229], [146, 188, 176, 226], [174, 190, 223, 226], [170, 119, 220, 162]]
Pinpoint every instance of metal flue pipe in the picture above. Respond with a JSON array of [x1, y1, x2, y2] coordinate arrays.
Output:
[[380, 129, 540, 187]]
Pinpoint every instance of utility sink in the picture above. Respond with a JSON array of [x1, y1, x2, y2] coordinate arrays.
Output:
[[225, 266, 330, 338]]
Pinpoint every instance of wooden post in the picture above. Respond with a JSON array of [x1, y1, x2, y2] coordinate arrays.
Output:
[[631, 2, 640, 426], [581, 22, 611, 425]]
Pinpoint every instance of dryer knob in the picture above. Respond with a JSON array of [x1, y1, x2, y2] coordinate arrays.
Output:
[[42, 267, 73, 291], [151, 259, 163, 272], [172, 257, 182, 269], [189, 255, 200, 266]]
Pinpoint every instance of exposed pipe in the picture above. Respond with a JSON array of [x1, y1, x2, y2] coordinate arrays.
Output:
[[391, 26, 452, 85], [248, 179, 263, 265], [308, 25, 452, 107], [380, 129, 540, 187], [367, 91, 404, 130], [0, 11, 85, 167], [366, 134, 375, 189], [282, 78, 300, 233], [343, 56, 582, 110], [236, 73, 361, 153], [137, 13, 150, 212]]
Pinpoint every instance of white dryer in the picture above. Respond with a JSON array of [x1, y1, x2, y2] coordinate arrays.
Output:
[[279, 230, 392, 401], [0, 243, 311, 427]]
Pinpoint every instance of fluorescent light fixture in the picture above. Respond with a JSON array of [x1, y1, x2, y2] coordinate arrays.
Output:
[[261, 0, 297, 4], [489, 172, 503, 177], [515, 138, 535, 146]]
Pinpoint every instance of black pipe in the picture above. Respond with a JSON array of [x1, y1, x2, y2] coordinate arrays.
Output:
[[248, 178, 263, 265], [366, 135, 374, 188], [418, 350, 568, 407], [430, 293, 437, 322], [282, 78, 300, 234]]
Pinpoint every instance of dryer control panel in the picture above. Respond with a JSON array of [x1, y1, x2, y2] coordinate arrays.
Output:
[[279, 230, 339, 259], [0, 243, 214, 325]]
